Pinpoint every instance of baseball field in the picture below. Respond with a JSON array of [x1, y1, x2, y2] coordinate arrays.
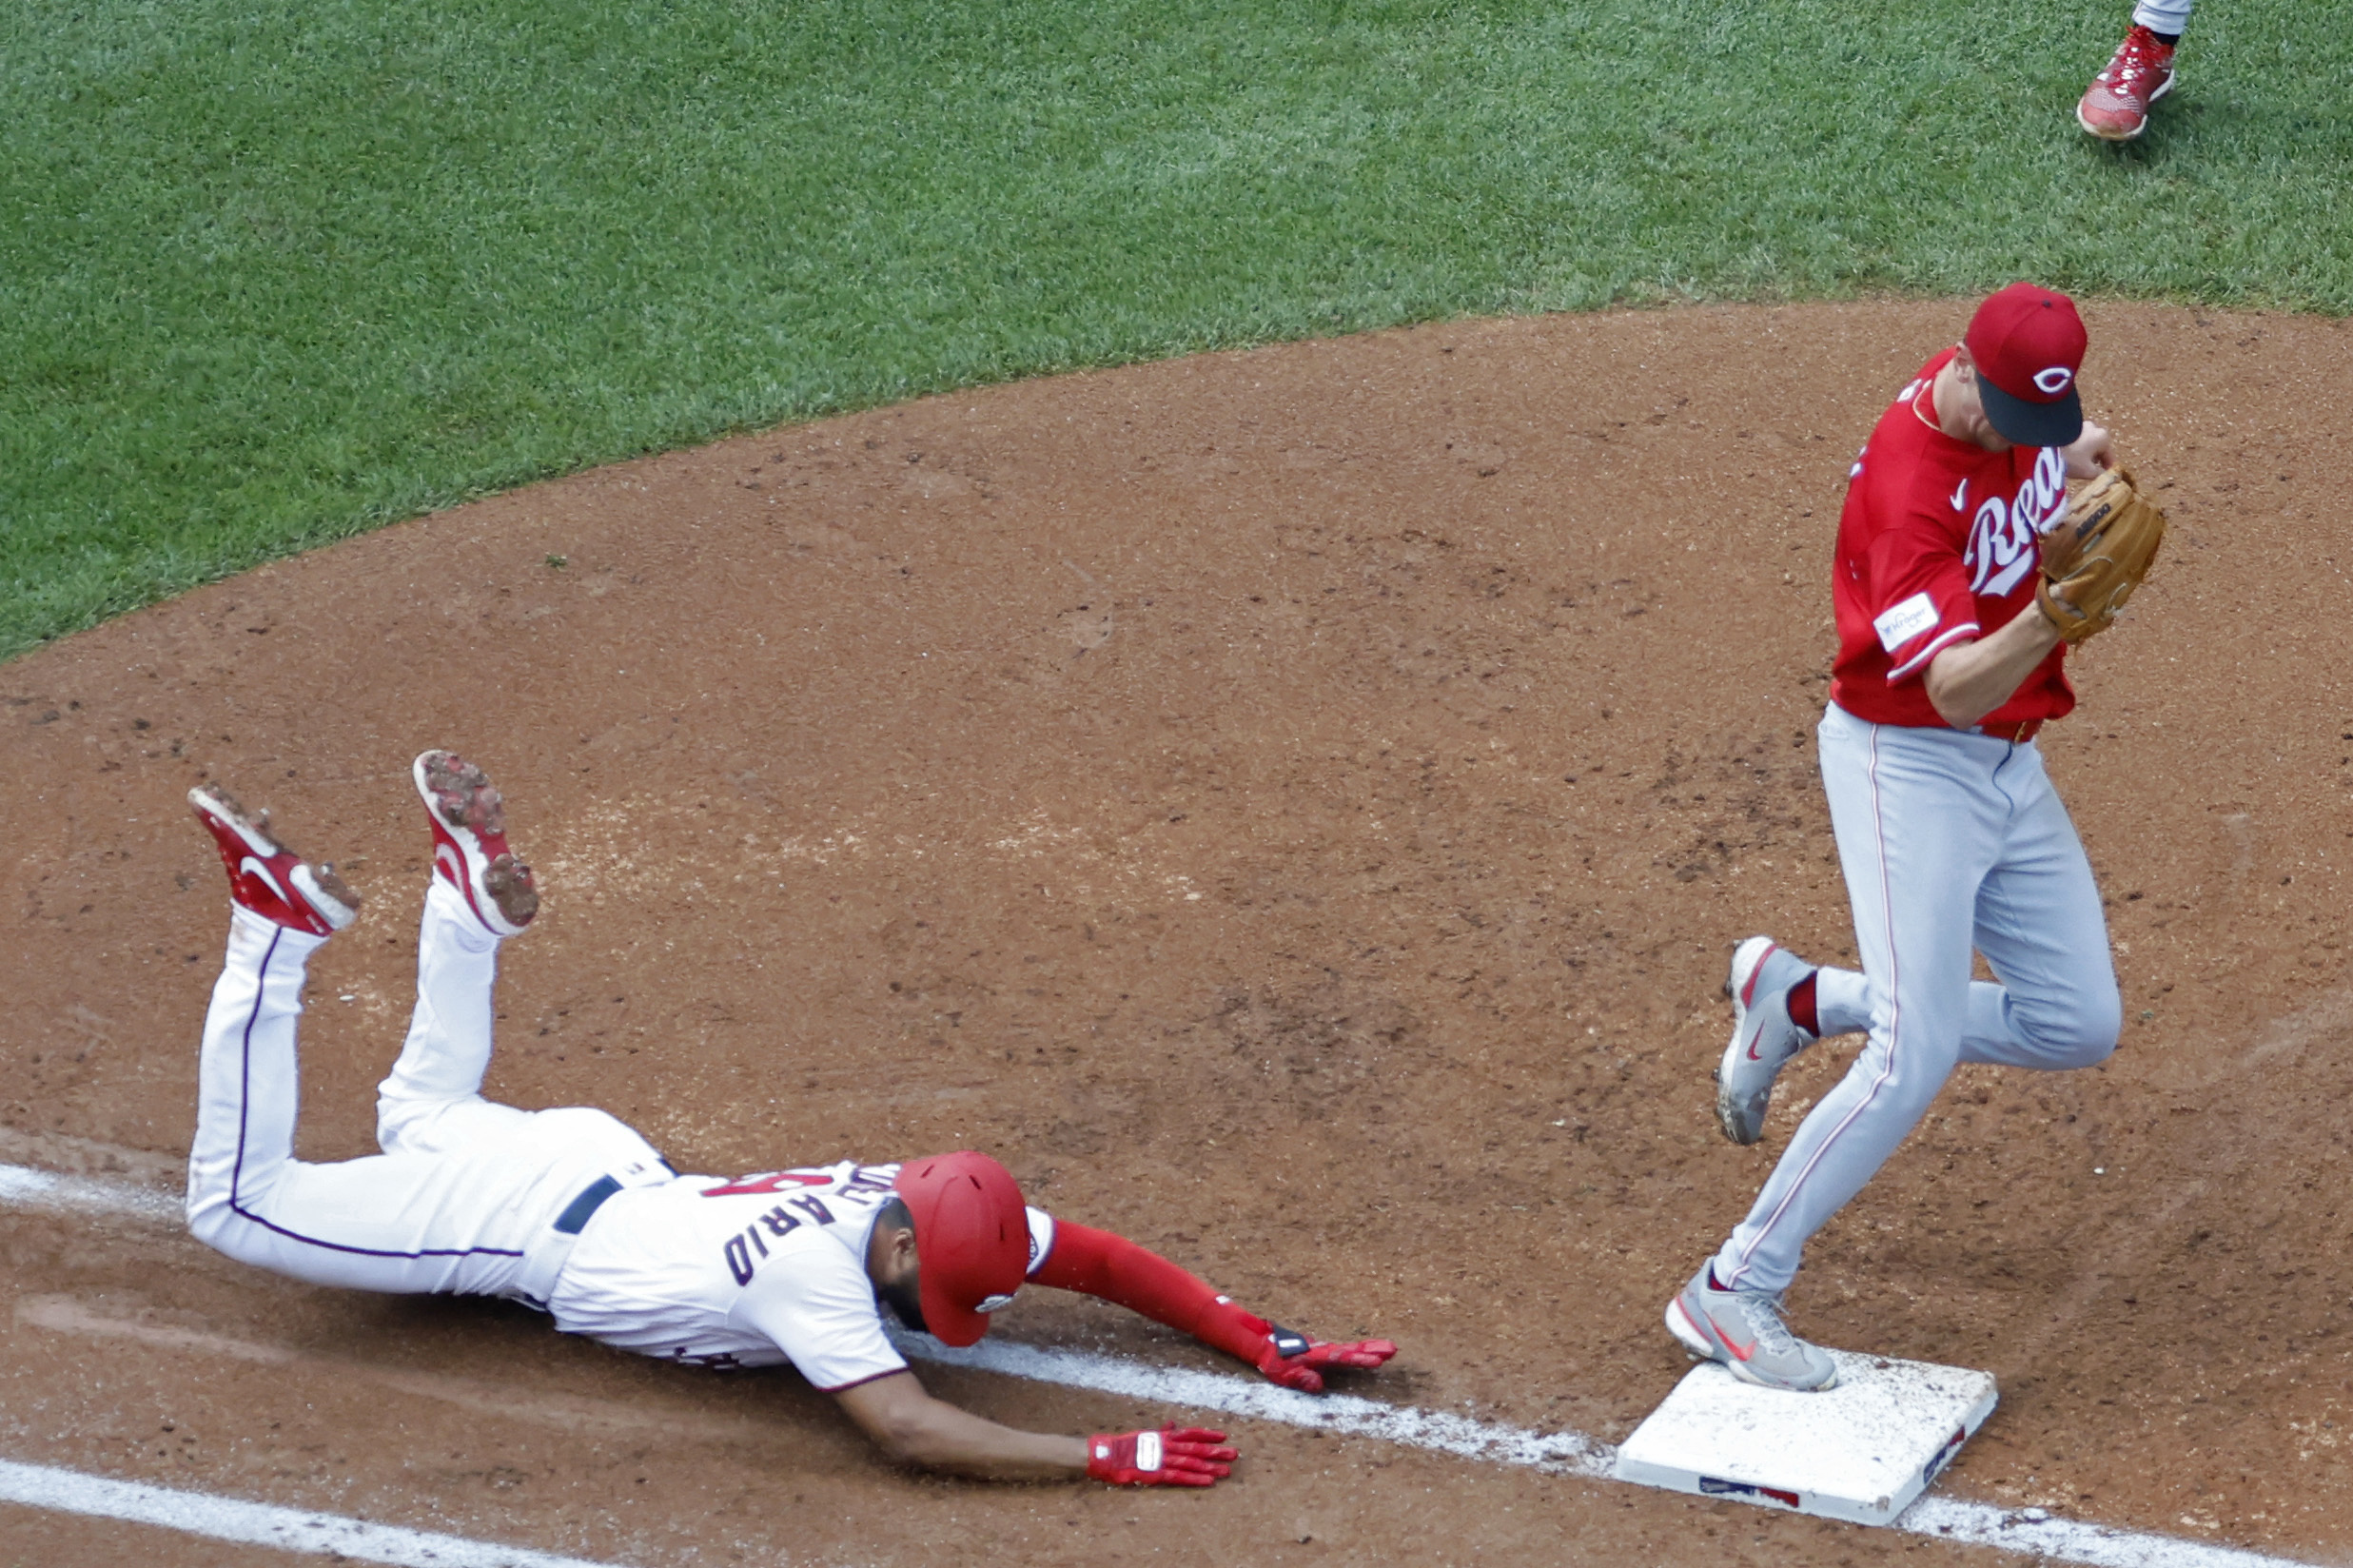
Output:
[[4, 1, 2351, 1564]]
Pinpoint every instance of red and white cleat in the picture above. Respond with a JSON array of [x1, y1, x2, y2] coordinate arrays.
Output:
[[2077, 25, 2175, 142], [189, 785, 361, 936], [413, 750, 539, 936]]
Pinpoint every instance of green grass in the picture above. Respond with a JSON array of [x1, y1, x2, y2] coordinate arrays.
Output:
[[3, 0, 2346, 657]]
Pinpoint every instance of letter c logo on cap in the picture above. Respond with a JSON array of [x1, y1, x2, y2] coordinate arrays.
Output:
[[2032, 365, 2074, 395]]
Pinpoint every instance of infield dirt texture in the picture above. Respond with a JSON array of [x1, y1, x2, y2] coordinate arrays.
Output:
[[4, 300, 2353, 1565]]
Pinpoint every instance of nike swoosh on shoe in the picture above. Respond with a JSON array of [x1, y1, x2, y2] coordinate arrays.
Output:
[[240, 855, 291, 907]]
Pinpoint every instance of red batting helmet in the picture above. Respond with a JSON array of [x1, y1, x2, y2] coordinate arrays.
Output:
[[893, 1151, 1028, 1347]]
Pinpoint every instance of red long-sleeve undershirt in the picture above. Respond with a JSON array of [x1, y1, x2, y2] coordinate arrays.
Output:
[[1029, 1221, 1270, 1366]]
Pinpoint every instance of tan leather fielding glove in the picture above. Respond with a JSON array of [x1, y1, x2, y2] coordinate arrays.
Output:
[[2037, 465, 2167, 644]]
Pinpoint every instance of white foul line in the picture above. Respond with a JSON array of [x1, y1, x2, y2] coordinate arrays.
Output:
[[1900, 1496, 2304, 1568], [0, 1161, 181, 1221], [889, 1327, 1609, 1469], [893, 1329, 1609, 1473], [0, 1160, 2324, 1568], [897, 1334, 2320, 1565], [0, 1457, 630, 1568]]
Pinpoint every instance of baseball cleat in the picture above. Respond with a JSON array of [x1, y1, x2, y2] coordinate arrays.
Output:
[[1715, 936, 1817, 1145], [2076, 24, 2175, 142], [1667, 1264, 1837, 1392], [189, 785, 361, 936], [413, 750, 538, 935]]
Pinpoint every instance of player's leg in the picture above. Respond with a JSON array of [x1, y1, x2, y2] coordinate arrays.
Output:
[[371, 749, 670, 1201], [375, 876, 532, 1152], [185, 789, 483, 1291], [1675, 715, 1997, 1389], [186, 785, 361, 1253], [1959, 745, 2122, 1071], [186, 904, 334, 1257], [376, 750, 542, 1154], [1714, 714, 1993, 1296]]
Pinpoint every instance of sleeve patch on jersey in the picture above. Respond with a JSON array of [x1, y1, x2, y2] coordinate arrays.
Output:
[[1873, 592, 1940, 654]]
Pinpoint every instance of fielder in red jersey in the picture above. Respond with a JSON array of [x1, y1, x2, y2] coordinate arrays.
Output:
[[1828, 343, 2078, 732], [1670, 284, 2132, 1391]]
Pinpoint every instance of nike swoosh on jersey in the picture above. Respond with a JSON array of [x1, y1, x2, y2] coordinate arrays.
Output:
[[1950, 479, 1969, 511]]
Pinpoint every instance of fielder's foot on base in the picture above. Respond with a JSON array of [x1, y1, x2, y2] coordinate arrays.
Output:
[[1715, 936, 1816, 1146], [189, 785, 361, 936], [413, 750, 538, 935], [2077, 24, 2175, 141], [1667, 1264, 1837, 1392]]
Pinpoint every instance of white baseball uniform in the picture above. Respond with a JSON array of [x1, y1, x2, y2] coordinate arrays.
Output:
[[190, 877, 1054, 1390]]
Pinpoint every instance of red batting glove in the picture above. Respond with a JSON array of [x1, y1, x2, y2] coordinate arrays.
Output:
[[1085, 1426, 1237, 1487], [1254, 1325, 1401, 1393]]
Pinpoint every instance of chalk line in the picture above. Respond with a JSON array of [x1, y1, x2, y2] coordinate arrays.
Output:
[[0, 1159, 2324, 1568], [1900, 1496, 2302, 1568], [0, 1161, 181, 1221], [894, 1333, 2319, 1565], [893, 1329, 1609, 1473], [17, 1294, 784, 1449], [0, 1457, 631, 1567]]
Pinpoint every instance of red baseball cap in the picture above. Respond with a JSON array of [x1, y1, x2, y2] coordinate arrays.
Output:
[[893, 1151, 1029, 1346], [1963, 282, 2087, 447]]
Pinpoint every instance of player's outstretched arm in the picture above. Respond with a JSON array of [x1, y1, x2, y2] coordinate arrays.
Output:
[[1031, 1220, 1398, 1393], [832, 1372, 1233, 1486]]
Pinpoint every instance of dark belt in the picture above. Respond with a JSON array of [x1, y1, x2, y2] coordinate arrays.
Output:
[[1971, 717, 2042, 744], [554, 1174, 622, 1235]]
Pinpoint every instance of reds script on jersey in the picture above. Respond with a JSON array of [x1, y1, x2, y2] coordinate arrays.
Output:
[[553, 1162, 1057, 1388], [1833, 346, 2074, 728]]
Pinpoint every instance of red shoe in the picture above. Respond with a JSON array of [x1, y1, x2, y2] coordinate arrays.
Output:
[[413, 750, 539, 935], [2077, 25, 2175, 141], [189, 785, 361, 936]]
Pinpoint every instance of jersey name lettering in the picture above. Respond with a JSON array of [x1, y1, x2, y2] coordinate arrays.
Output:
[[724, 1197, 839, 1284], [712, 1164, 900, 1286]]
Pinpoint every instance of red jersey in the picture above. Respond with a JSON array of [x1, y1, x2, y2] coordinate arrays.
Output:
[[1828, 348, 2074, 729]]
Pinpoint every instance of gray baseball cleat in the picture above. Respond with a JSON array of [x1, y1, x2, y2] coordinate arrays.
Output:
[[1714, 936, 1817, 1146], [1666, 1264, 1838, 1392]]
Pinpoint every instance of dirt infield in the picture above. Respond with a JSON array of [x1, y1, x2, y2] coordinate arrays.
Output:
[[4, 300, 2352, 1566]]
